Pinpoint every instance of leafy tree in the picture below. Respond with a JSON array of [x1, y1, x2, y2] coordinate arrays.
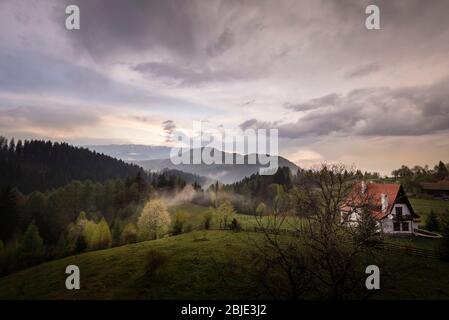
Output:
[[202, 210, 213, 230], [229, 218, 242, 232], [435, 161, 449, 180], [97, 217, 112, 249], [171, 213, 186, 235], [425, 210, 440, 232], [215, 200, 235, 229], [137, 199, 171, 241], [121, 223, 137, 244], [256, 202, 266, 216], [20, 222, 44, 257]]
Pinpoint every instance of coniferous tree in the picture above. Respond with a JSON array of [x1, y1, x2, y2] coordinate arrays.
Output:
[[425, 210, 440, 232]]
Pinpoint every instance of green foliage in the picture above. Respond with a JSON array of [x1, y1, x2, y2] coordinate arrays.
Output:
[[141, 249, 168, 281], [111, 219, 124, 245], [67, 214, 112, 252], [425, 210, 440, 232], [20, 222, 44, 257], [202, 210, 213, 230], [121, 223, 137, 244], [0, 186, 19, 241], [256, 202, 266, 216], [95, 218, 113, 250], [215, 200, 235, 229], [137, 199, 171, 241], [171, 213, 186, 235], [229, 218, 242, 232]]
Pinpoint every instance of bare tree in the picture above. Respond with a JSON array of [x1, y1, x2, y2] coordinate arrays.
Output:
[[250, 163, 380, 299]]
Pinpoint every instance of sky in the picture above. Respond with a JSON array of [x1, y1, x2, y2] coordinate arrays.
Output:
[[1, 0, 449, 175]]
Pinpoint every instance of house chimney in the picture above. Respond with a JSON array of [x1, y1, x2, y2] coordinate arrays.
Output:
[[381, 193, 389, 211]]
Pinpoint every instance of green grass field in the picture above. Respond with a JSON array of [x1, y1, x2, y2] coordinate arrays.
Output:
[[410, 198, 449, 225], [2, 201, 449, 300], [1, 230, 449, 300]]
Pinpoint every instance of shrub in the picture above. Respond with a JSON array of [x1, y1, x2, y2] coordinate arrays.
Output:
[[142, 249, 168, 280], [171, 213, 186, 235], [229, 218, 242, 232], [202, 211, 213, 230], [121, 223, 137, 244], [137, 199, 171, 241], [216, 200, 235, 229], [96, 218, 113, 249], [425, 210, 440, 231], [20, 222, 45, 258]]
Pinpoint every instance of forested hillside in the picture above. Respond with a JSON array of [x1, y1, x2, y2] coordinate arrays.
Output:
[[0, 137, 145, 193]]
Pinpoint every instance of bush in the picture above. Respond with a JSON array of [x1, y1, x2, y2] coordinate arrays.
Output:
[[202, 211, 213, 230], [229, 218, 242, 232], [142, 249, 168, 280], [121, 223, 137, 244], [95, 218, 113, 250], [20, 222, 45, 258], [171, 213, 186, 235], [137, 199, 171, 241], [425, 210, 440, 231]]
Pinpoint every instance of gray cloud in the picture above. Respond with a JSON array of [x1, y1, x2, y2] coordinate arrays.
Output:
[[0, 105, 100, 130], [162, 119, 176, 142], [246, 77, 449, 138], [206, 28, 234, 57], [345, 63, 381, 79], [59, 0, 197, 61], [133, 61, 247, 86], [284, 93, 340, 112]]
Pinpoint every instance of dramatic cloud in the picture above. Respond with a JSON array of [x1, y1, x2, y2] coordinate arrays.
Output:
[[243, 77, 449, 138], [345, 63, 381, 79], [1, 0, 449, 173]]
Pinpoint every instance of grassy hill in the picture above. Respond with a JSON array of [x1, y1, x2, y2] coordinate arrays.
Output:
[[1, 229, 449, 300], [410, 198, 449, 225]]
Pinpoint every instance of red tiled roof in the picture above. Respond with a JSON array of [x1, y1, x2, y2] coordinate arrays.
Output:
[[367, 183, 400, 220], [342, 183, 401, 220]]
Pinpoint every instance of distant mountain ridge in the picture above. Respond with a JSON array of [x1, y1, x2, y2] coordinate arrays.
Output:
[[86, 144, 171, 161], [137, 147, 300, 184], [87, 144, 300, 184]]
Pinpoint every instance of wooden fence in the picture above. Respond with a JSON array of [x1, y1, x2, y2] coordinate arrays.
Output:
[[211, 223, 445, 261]]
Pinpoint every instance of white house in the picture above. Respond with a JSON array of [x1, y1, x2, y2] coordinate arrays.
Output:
[[342, 182, 420, 235]]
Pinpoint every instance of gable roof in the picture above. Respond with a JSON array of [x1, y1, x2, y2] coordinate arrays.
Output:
[[342, 182, 419, 221], [367, 183, 400, 220]]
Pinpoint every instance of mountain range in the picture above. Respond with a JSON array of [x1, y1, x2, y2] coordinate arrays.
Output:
[[87, 145, 300, 185]]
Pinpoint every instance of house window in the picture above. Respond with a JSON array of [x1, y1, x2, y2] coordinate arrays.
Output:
[[402, 222, 409, 232], [393, 222, 401, 231], [395, 206, 403, 219]]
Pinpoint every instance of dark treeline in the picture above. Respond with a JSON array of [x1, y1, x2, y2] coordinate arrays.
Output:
[[222, 166, 380, 214], [390, 160, 449, 194], [0, 136, 145, 193], [0, 171, 188, 275], [0, 136, 192, 275]]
